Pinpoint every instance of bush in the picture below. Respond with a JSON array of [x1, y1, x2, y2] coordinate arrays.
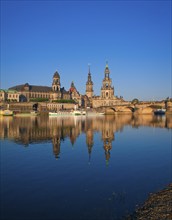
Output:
[[52, 99, 76, 103], [149, 105, 163, 109]]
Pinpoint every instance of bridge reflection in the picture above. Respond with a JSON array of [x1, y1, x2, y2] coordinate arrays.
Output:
[[0, 114, 171, 162]]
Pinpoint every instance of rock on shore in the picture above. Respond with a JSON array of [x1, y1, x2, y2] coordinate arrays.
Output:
[[126, 183, 172, 220]]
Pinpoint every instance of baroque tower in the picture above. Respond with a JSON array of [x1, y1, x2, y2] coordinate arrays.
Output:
[[52, 71, 61, 92], [86, 65, 93, 98], [101, 62, 114, 99]]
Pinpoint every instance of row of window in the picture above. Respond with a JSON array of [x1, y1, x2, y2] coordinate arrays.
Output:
[[29, 93, 50, 98], [8, 94, 19, 98], [47, 104, 62, 110], [29, 93, 67, 99]]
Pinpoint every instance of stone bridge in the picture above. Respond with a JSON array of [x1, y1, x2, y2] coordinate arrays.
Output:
[[1, 100, 172, 115], [96, 101, 172, 115]]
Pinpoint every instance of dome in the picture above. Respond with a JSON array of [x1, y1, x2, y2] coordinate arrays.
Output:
[[104, 62, 110, 74], [104, 66, 110, 74], [24, 83, 29, 87]]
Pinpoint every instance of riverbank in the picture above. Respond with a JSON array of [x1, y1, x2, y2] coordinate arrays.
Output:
[[126, 183, 172, 219]]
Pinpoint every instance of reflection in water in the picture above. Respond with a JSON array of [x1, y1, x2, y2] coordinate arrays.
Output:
[[0, 114, 172, 220], [0, 114, 171, 162]]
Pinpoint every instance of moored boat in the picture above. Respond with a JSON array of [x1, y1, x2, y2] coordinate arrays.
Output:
[[49, 111, 73, 116], [30, 111, 39, 116], [99, 112, 105, 115], [154, 109, 166, 115], [49, 112, 59, 116], [0, 109, 13, 116], [71, 110, 86, 115], [49, 110, 86, 116]]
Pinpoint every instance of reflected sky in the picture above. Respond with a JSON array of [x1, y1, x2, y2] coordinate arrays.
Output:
[[0, 115, 172, 220]]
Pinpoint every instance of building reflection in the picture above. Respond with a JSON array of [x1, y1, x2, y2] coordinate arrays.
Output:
[[52, 136, 61, 159], [0, 114, 171, 162], [85, 118, 94, 163], [101, 116, 114, 164]]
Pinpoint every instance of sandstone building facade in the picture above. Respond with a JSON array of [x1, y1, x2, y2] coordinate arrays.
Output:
[[0, 89, 20, 102], [6, 71, 71, 102], [1, 64, 124, 110]]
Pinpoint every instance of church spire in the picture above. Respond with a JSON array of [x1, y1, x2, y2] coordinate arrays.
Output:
[[87, 65, 92, 83], [86, 64, 93, 98]]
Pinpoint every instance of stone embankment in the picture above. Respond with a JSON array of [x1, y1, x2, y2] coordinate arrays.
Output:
[[126, 183, 172, 220]]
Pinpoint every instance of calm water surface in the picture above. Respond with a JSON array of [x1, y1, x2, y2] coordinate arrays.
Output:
[[0, 114, 172, 220]]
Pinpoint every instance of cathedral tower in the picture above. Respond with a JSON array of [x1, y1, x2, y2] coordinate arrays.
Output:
[[86, 65, 93, 98], [52, 71, 61, 92], [101, 62, 114, 99]]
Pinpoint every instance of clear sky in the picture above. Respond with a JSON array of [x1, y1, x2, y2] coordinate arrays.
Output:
[[1, 0, 171, 101]]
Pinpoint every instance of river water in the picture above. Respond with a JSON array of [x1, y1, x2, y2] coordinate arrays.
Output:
[[0, 114, 172, 220]]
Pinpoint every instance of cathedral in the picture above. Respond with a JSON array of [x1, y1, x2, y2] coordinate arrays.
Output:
[[85, 63, 123, 108]]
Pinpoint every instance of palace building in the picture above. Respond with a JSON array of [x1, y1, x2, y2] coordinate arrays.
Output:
[[0, 89, 20, 102], [6, 71, 71, 102]]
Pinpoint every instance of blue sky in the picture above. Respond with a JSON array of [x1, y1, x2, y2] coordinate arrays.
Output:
[[1, 0, 171, 101]]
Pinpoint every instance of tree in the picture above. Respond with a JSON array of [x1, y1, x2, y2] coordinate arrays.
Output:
[[131, 98, 139, 104]]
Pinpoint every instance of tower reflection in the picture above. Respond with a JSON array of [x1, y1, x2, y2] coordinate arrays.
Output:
[[0, 114, 171, 163]]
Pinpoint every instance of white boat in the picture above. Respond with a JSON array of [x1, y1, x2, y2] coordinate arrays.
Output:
[[99, 112, 105, 115], [154, 109, 166, 115], [49, 111, 73, 116], [0, 109, 13, 116], [30, 111, 39, 116], [49, 112, 59, 116], [71, 110, 86, 115], [49, 110, 86, 116], [82, 111, 86, 115]]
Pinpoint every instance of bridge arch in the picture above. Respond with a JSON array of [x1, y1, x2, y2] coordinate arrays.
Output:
[[105, 107, 117, 114], [19, 94, 27, 102], [105, 106, 134, 114], [123, 107, 134, 113], [32, 103, 38, 111]]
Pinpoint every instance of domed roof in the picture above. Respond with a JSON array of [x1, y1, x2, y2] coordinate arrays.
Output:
[[69, 81, 75, 93], [104, 63, 110, 74], [24, 83, 29, 87], [53, 71, 60, 78]]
